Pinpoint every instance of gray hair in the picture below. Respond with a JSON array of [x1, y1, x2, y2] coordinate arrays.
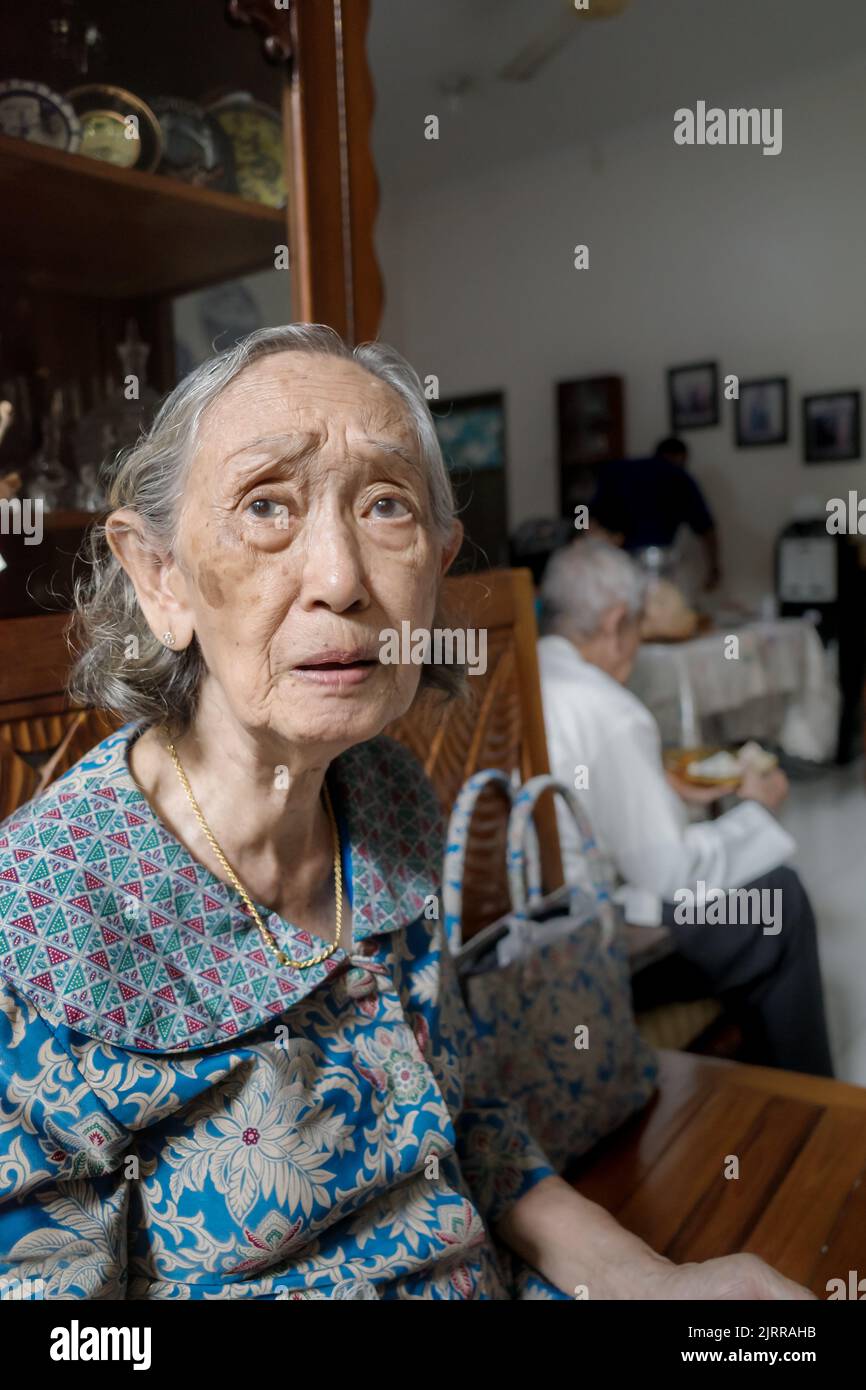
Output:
[[70, 323, 464, 732], [539, 537, 648, 639]]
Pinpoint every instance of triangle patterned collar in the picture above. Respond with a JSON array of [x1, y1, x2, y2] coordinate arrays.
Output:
[[0, 723, 442, 1053]]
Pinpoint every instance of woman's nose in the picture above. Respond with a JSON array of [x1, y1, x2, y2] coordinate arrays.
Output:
[[296, 514, 369, 611]]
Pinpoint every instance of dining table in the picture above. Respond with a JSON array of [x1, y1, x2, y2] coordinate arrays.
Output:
[[629, 617, 837, 761]]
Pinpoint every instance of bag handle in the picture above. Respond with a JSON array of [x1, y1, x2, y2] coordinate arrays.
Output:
[[507, 774, 616, 946], [442, 768, 514, 952]]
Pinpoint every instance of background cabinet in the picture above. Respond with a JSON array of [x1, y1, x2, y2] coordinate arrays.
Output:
[[0, 0, 381, 618], [557, 374, 626, 516]]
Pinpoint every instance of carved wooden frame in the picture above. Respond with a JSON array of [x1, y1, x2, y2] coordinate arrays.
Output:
[[226, 0, 382, 343]]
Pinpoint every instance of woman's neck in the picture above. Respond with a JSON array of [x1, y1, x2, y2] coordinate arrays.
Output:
[[128, 700, 338, 927]]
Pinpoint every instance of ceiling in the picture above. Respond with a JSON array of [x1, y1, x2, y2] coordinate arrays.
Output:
[[369, 0, 866, 192]]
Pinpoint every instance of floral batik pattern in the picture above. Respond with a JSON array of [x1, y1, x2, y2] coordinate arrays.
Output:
[[0, 724, 569, 1300]]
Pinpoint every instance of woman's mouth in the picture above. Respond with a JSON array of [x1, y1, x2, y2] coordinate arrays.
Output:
[[291, 652, 380, 687]]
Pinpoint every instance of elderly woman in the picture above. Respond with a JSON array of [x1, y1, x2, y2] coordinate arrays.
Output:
[[0, 325, 809, 1300]]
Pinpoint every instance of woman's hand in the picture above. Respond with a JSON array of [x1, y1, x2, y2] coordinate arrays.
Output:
[[590, 1248, 816, 1302], [652, 1254, 815, 1301], [499, 1176, 815, 1300]]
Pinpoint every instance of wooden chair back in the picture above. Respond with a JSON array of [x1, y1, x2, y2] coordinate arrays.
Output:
[[385, 568, 563, 938], [0, 614, 76, 817], [0, 615, 121, 816]]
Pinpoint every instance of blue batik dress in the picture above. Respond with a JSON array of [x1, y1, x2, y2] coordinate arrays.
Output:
[[0, 724, 568, 1299]]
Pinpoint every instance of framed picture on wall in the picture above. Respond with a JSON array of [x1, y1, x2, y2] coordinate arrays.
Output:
[[667, 361, 719, 431], [433, 391, 509, 568], [433, 391, 506, 471], [735, 377, 789, 447], [802, 390, 861, 464]]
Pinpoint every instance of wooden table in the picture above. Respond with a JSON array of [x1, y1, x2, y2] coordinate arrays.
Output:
[[568, 1049, 866, 1296]]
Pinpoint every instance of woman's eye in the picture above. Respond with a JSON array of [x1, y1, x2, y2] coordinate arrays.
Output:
[[371, 496, 411, 519], [247, 498, 284, 522]]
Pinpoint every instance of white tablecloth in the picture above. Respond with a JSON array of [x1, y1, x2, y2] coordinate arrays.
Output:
[[629, 618, 838, 761]]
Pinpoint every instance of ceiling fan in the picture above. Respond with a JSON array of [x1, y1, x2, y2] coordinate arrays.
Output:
[[498, 0, 633, 83]]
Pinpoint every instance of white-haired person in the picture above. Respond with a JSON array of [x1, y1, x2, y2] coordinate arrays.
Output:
[[538, 537, 833, 1078]]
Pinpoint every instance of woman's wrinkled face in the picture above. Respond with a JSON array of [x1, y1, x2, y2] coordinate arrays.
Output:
[[168, 352, 459, 752]]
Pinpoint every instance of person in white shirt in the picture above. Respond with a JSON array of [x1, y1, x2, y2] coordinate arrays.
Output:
[[538, 537, 833, 1077]]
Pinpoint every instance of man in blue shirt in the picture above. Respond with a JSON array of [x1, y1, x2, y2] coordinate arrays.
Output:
[[590, 437, 721, 590]]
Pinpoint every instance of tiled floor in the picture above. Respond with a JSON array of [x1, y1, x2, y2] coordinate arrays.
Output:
[[778, 759, 866, 1085]]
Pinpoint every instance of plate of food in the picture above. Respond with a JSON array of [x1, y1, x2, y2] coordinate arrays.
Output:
[[663, 740, 778, 788]]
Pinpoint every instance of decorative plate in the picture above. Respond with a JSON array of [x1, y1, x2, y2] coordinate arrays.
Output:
[[206, 92, 286, 207], [0, 79, 81, 152], [66, 85, 163, 172], [148, 95, 237, 191]]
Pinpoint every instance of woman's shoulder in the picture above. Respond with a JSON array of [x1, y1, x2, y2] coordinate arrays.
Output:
[[0, 723, 141, 1013], [336, 731, 443, 824], [329, 733, 446, 926]]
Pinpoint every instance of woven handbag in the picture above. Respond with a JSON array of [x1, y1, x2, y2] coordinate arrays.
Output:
[[443, 770, 658, 1173]]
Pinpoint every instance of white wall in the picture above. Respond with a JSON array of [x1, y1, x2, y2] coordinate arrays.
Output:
[[375, 54, 866, 604]]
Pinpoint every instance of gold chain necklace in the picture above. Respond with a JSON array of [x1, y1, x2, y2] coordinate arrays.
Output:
[[163, 738, 344, 970]]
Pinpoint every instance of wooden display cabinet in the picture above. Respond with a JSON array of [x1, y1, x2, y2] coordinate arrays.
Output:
[[557, 374, 626, 517], [0, 0, 381, 622]]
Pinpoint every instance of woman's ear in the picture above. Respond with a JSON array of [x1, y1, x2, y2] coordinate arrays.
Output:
[[440, 519, 464, 576], [105, 508, 195, 649]]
